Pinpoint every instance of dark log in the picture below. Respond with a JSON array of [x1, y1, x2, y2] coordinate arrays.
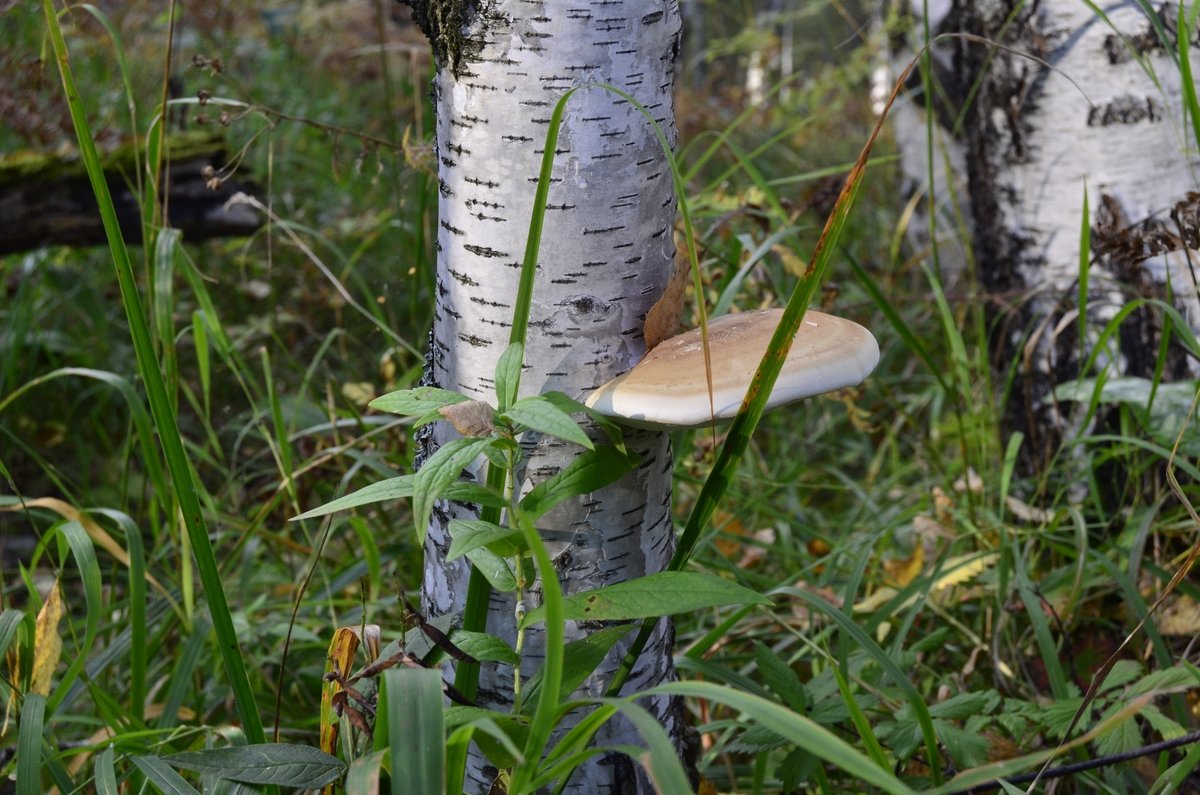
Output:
[[0, 131, 262, 255]]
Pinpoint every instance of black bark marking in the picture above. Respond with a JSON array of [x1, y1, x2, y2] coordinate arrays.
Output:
[[463, 243, 509, 257], [1086, 94, 1164, 126]]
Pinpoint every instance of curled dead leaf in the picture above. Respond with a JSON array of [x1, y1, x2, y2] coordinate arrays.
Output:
[[643, 252, 690, 353], [438, 400, 496, 437]]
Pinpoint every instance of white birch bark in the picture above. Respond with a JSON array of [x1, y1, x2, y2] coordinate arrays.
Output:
[[894, 1, 1200, 466], [404, 1, 688, 792]]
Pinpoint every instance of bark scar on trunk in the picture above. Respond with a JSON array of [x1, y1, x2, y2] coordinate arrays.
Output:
[[401, 0, 486, 76]]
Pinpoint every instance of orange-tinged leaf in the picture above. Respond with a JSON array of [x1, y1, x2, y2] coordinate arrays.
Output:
[[32, 581, 64, 696], [320, 627, 361, 759]]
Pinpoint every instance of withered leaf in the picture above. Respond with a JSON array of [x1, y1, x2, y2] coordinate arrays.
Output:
[[438, 400, 496, 437], [644, 253, 691, 353]]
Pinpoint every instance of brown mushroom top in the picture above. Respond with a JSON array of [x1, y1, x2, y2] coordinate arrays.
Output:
[[584, 309, 879, 429]]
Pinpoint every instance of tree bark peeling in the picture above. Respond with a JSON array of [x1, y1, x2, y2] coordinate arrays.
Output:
[[404, 1, 686, 791]]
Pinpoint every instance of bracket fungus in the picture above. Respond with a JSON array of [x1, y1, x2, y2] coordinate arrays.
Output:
[[585, 309, 880, 430]]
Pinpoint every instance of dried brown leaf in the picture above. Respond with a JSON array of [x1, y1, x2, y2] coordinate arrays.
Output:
[[643, 253, 690, 353], [438, 400, 495, 437]]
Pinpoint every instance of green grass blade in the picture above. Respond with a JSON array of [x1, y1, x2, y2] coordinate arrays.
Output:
[[47, 522, 101, 715], [94, 509, 148, 722], [16, 693, 46, 795], [507, 506, 567, 795], [649, 681, 916, 795], [131, 756, 202, 795], [781, 585, 943, 783], [41, 0, 265, 745], [380, 668, 445, 795]]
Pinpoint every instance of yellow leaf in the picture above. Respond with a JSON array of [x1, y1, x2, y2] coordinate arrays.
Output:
[[854, 586, 902, 613], [32, 581, 64, 696], [931, 552, 998, 594], [883, 542, 924, 587]]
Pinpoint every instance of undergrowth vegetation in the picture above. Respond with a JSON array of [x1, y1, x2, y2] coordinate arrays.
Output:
[[2, 1, 1199, 793]]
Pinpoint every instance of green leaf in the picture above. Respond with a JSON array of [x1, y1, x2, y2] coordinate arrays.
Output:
[[504, 396, 593, 449], [449, 630, 519, 665], [1126, 664, 1200, 697], [131, 756, 202, 795], [929, 691, 996, 721], [42, 0, 265, 742], [413, 437, 497, 544], [162, 744, 345, 787], [292, 475, 415, 521], [370, 386, 469, 416], [465, 546, 518, 592], [522, 625, 634, 710], [446, 713, 527, 770], [938, 722, 990, 771], [520, 445, 636, 520], [94, 747, 118, 795], [380, 668, 445, 795], [494, 343, 523, 411], [17, 693, 45, 795], [0, 609, 22, 660], [651, 681, 916, 795], [521, 572, 769, 627], [542, 391, 628, 452], [447, 519, 523, 561], [754, 642, 807, 712], [1094, 702, 1142, 757], [344, 750, 385, 795]]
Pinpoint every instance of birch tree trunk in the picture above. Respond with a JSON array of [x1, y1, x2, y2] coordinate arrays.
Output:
[[897, 1, 1200, 470], [403, 2, 688, 792]]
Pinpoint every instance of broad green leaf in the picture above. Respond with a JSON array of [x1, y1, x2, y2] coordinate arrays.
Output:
[[928, 691, 996, 721], [370, 386, 469, 416], [465, 546, 518, 592], [413, 437, 497, 543], [521, 572, 769, 627], [381, 668, 444, 795], [292, 475, 415, 521], [163, 744, 345, 787], [754, 642, 807, 712], [494, 342, 523, 411], [542, 391, 628, 452], [938, 722, 990, 771], [651, 682, 916, 795], [1126, 664, 1200, 697], [522, 625, 634, 710], [505, 396, 593, 449], [131, 756, 201, 795], [447, 518, 523, 561], [447, 714, 527, 770], [520, 446, 636, 520], [450, 630, 519, 665]]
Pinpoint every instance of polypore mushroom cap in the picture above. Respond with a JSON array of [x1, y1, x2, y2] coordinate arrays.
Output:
[[584, 308, 880, 430]]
